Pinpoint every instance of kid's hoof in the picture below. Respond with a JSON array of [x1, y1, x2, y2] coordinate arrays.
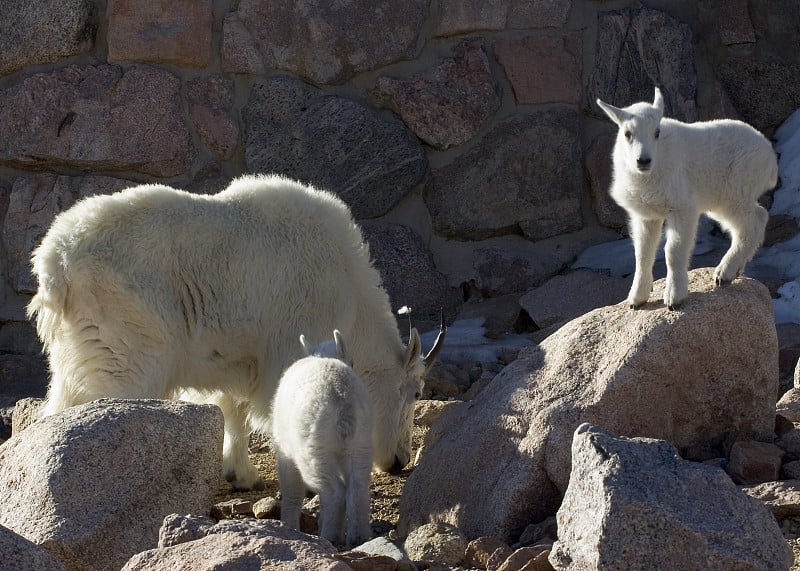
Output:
[[715, 276, 732, 287], [667, 304, 679, 311]]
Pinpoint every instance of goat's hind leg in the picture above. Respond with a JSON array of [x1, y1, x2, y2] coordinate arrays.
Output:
[[711, 203, 768, 286], [277, 451, 306, 531], [344, 447, 373, 548]]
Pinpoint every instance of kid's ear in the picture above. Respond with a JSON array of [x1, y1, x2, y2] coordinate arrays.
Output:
[[653, 87, 664, 114], [596, 98, 628, 126]]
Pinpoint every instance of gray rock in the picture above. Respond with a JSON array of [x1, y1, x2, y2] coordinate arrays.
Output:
[[549, 424, 792, 571], [123, 516, 350, 570], [186, 76, 239, 160], [717, 59, 800, 137], [158, 513, 217, 548], [11, 398, 44, 435], [3, 174, 135, 294], [726, 440, 784, 485], [519, 270, 632, 329], [494, 34, 581, 105], [0, 523, 66, 571], [718, 0, 756, 45], [222, 0, 427, 84], [372, 42, 500, 150], [743, 480, 800, 518], [404, 522, 467, 566], [0, 399, 223, 571], [0, 0, 96, 77], [433, 0, 570, 36], [587, 7, 697, 122], [0, 65, 197, 177], [243, 76, 427, 219], [465, 536, 512, 570], [585, 133, 627, 230], [398, 269, 779, 541], [107, 0, 212, 67], [361, 222, 459, 322], [352, 535, 408, 561], [424, 110, 583, 242], [777, 388, 800, 423]]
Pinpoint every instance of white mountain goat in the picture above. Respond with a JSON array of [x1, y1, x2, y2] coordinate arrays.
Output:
[[273, 330, 373, 547], [597, 87, 778, 309], [27, 173, 446, 490]]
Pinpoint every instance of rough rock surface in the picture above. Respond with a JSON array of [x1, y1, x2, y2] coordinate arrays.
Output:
[[371, 42, 500, 150], [585, 133, 627, 230], [494, 34, 581, 105], [0, 523, 66, 571], [549, 424, 792, 571], [398, 269, 779, 541], [424, 109, 583, 241], [107, 0, 212, 67], [122, 515, 349, 570], [361, 222, 459, 321], [743, 480, 800, 519], [433, 0, 571, 36], [186, 76, 239, 160], [404, 522, 467, 567], [0, 400, 223, 571], [0, 65, 196, 177], [243, 76, 427, 219], [0, 0, 95, 77], [587, 6, 697, 122], [519, 270, 631, 329], [222, 0, 427, 84]]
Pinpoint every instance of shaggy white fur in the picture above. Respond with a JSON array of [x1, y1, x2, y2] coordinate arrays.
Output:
[[28, 174, 443, 490], [597, 87, 778, 309], [273, 331, 373, 547]]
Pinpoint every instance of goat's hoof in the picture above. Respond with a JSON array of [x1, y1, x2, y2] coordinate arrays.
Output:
[[715, 277, 732, 287], [667, 303, 681, 311]]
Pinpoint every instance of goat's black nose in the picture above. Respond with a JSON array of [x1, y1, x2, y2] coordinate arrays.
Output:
[[637, 157, 651, 169]]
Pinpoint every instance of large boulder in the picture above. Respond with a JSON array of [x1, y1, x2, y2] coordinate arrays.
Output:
[[0, 400, 223, 571], [549, 424, 792, 570], [242, 75, 427, 219], [397, 269, 779, 541], [122, 515, 350, 570]]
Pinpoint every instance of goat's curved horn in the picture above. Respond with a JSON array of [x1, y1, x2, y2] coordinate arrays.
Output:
[[422, 308, 447, 372]]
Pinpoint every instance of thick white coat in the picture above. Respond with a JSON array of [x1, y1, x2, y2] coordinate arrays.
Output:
[[272, 331, 373, 547], [27, 174, 426, 489], [597, 88, 778, 309]]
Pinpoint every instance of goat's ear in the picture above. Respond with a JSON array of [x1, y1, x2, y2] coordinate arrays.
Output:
[[404, 328, 423, 371], [333, 329, 352, 366], [299, 334, 313, 356], [596, 98, 627, 126], [653, 87, 664, 114]]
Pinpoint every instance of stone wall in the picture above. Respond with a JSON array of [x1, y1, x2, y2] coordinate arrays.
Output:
[[0, 0, 798, 403]]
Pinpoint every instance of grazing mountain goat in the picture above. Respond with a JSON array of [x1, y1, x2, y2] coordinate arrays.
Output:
[[273, 330, 374, 547], [597, 87, 778, 309], [27, 174, 446, 490]]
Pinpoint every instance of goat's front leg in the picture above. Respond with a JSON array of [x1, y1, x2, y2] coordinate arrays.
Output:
[[663, 209, 699, 310], [628, 216, 664, 308]]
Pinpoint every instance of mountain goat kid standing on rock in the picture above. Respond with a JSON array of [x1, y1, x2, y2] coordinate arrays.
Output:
[[27, 174, 445, 491], [597, 87, 778, 310], [273, 330, 373, 547]]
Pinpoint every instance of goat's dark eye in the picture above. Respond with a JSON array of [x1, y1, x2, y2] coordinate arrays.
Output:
[[655, 129, 660, 139], [414, 391, 421, 400], [624, 130, 632, 141]]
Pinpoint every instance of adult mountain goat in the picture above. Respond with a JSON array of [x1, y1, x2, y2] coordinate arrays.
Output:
[[597, 87, 778, 309], [28, 174, 445, 490], [273, 330, 373, 547]]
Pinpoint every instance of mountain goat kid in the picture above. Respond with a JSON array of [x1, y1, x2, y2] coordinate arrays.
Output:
[[597, 87, 778, 309], [27, 174, 445, 490], [273, 330, 373, 547]]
